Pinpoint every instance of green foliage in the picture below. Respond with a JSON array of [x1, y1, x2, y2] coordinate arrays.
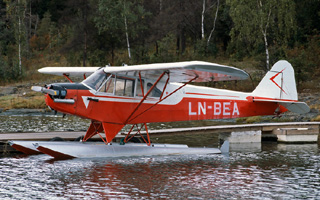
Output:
[[30, 12, 58, 52], [150, 34, 176, 63], [0, 0, 318, 87], [227, 0, 297, 70], [287, 34, 320, 88]]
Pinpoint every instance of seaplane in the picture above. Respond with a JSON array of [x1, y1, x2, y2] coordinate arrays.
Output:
[[9, 60, 310, 159]]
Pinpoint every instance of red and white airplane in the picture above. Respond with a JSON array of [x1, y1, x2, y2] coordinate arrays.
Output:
[[10, 60, 309, 159]]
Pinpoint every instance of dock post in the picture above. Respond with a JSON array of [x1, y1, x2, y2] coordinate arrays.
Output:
[[273, 128, 319, 143], [220, 130, 262, 143]]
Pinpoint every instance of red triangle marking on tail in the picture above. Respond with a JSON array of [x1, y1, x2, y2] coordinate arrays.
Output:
[[269, 68, 287, 95]]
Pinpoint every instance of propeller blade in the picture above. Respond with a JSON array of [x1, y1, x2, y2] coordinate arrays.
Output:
[[31, 86, 43, 92], [31, 86, 58, 96], [43, 88, 58, 96]]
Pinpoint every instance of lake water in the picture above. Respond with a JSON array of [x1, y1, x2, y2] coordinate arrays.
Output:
[[1, 143, 320, 199], [0, 112, 320, 199]]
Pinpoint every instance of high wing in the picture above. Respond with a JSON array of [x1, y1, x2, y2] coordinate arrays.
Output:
[[38, 61, 248, 83], [104, 61, 248, 82], [38, 67, 100, 77]]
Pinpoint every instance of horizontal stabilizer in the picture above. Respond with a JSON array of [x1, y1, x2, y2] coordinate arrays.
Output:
[[252, 98, 310, 114], [279, 102, 310, 114]]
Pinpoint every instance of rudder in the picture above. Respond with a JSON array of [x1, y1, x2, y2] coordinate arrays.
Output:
[[252, 60, 297, 101], [251, 60, 310, 114]]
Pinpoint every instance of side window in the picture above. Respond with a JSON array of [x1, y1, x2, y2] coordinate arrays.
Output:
[[98, 76, 115, 94], [147, 83, 162, 97], [135, 79, 144, 97], [115, 78, 134, 97]]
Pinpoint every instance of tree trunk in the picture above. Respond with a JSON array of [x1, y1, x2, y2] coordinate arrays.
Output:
[[124, 15, 131, 59], [201, 0, 205, 39], [260, 8, 272, 71], [111, 44, 114, 65], [180, 28, 186, 54], [207, 0, 219, 47], [18, 0, 22, 75], [83, 0, 88, 67], [262, 31, 269, 70]]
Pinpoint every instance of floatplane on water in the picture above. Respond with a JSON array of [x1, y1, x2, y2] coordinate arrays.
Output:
[[9, 60, 309, 159]]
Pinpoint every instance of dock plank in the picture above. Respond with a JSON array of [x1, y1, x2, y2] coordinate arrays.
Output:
[[1, 122, 319, 141]]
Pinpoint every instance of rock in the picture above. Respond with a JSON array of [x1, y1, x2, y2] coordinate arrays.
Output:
[[0, 86, 18, 96], [310, 108, 319, 113]]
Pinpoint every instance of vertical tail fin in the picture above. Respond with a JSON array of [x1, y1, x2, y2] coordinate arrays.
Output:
[[251, 60, 310, 114], [252, 60, 297, 101]]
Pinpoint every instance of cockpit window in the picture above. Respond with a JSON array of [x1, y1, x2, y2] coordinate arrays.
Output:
[[84, 69, 158, 98], [98, 75, 115, 94], [115, 77, 134, 97], [147, 82, 162, 97], [82, 68, 107, 90]]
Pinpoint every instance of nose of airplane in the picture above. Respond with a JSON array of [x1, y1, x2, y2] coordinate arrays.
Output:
[[31, 84, 75, 104], [31, 85, 58, 96]]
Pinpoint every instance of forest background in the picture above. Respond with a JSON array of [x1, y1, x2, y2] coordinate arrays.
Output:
[[0, 0, 319, 92]]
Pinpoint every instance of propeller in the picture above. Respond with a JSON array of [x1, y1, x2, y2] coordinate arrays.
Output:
[[31, 86, 59, 96]]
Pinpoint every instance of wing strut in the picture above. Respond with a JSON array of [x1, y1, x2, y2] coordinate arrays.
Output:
[[123, 123, 151, 146], [127, 74, 198, 124], [83, 121, 104, 141], [124, 71, 168, 124], [63, 74, 73, 83]]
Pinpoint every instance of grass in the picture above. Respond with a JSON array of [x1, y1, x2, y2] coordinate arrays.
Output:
[[0, 94, 47, 110], [310, 104, 320, 111], [312, 115, 320, 121], [244, 116, 262, 123]]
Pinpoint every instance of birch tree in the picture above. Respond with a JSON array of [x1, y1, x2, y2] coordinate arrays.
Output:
[[206, 0, 219, 47], [4, 0, 27, 76], [123, 1, 131, 59], [95, 0, 149, 62], [200, 0, 220, 50], [201, 0, 205, 39], [227, 0, 296, 70]]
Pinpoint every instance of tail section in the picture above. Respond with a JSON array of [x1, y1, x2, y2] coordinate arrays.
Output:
[[252, 60, 297, 101], [251, 60, 310, 114]]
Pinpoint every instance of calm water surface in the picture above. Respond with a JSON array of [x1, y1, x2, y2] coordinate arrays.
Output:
[[0, 143, 319, 199], [0, 112, 320, 199]]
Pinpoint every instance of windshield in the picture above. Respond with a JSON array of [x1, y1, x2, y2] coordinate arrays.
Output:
[[82, 68, 107, 90]]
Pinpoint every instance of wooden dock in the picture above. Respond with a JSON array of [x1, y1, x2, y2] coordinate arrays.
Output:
[[1, 122, 319, 154], [1, 122, 319, 141]]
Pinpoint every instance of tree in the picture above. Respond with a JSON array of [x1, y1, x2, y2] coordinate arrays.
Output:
[[227, 0, 296, 70], [151, 0, 202, 55], [95, 0, 150, 64], [3, 0, 28, 77], [58, 0, 92, 66], [206, 0, 219, 48]]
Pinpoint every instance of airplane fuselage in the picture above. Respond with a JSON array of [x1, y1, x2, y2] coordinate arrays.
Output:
[[45, 82, 285, 125]]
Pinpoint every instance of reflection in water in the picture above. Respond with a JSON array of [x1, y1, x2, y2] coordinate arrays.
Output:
[[1, 143, 320, 199]]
